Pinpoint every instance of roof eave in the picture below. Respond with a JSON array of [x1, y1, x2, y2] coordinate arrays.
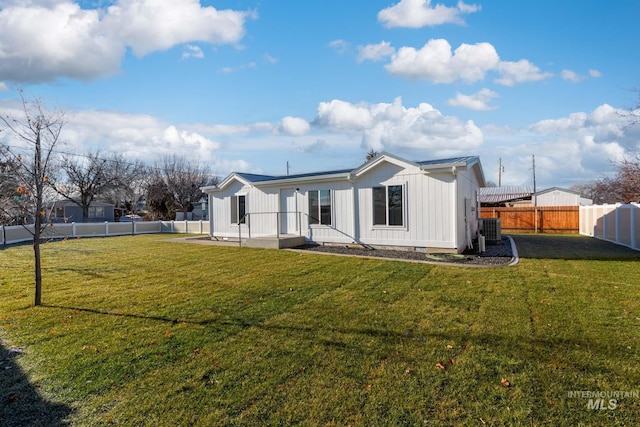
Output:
[[253, 172, 353, 187]]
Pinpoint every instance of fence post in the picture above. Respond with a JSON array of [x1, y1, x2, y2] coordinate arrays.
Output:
[[631, 206, 637, 250], [105, 221, 109, 236], [184, 220, 188, 234], [72, 222, 77, 238], [1, 224, 5, 247]]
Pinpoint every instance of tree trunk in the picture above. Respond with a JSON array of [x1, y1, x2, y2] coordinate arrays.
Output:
[[33, 201, 42, 306], [33, 235, 42, 306]]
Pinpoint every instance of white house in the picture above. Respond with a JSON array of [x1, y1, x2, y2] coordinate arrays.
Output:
[[201, 153, 486, 253]]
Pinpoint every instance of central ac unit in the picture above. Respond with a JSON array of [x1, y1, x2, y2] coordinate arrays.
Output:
[[480, 218, 501, 242]]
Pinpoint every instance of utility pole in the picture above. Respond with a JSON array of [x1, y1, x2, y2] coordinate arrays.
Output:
[[498, 158, 503, 187], [532, 154, 537, 233], [286, 161, 290, 176], [532, 154, 536, 206]]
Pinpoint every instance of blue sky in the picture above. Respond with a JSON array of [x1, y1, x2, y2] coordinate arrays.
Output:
[[1, 0, 639, 188]]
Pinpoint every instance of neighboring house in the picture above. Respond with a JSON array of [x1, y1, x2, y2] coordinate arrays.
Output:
[[201, 153, 486, 253], [532, 187, 593, 206], [48, 200, 115, 223]]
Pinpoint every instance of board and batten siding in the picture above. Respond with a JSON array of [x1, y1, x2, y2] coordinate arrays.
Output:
[[354, 162, 457, 249], [454, 167, 482, 250], [298, 180, 355, 244], [535, 190, 580, 207], [211, 180, 279, 238]]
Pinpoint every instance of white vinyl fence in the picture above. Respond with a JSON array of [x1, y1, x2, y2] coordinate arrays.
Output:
[[0, 220, 210, 247], [580, 203, 640, 251]]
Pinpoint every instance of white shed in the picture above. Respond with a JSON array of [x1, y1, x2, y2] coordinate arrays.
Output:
[[201, 153, 486, 253], [534, 187, 593, 206]]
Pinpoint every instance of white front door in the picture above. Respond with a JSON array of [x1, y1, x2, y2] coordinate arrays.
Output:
[[280, 188, 298, 235]]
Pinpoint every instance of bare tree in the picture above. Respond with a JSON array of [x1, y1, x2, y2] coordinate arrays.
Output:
[[577, 154, 640, 204], [0, 93, 64, 306], [51, 151, 115, 222], [145, 173, 174, 220], [156, 155, 215, 219], [0, 156, 23, 225], [100, 153, 148, 217]]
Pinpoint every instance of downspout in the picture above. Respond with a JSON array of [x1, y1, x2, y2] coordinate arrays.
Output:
[[208, 193, 214, 238], [351, 177, 359, 244], [452, 167, 459, 252]]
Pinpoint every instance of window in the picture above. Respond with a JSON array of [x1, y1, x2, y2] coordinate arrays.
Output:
[[231, 195, 246, 224], [308, 190, 332, 225], [373, 185, 404, 226], [88, 206, 104, 219]]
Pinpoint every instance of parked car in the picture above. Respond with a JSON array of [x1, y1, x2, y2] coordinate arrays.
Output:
[[119, 214, 142, 222]]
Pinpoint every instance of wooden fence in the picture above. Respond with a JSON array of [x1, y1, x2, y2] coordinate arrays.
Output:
[[480, 206, 579, 234]]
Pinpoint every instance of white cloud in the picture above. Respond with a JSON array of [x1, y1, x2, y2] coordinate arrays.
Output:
[[0, 0, 253, 83], [357, 41, 396, 63], [328, 39, 350, 54], [220, 62, 256, 73], [589, 69, 602, 78], [182, 45, 204, 60], [447, 89, 499, 111], [0, 82, 9, 92], [518, 104, 639, 182], [294, 139, 329, 153], [264, 54, 278, 64], [102, 0, 254, 57], [315, 99, 375, 130], [378, 0, 480, 28], [315, 97, 483, 154], [0, 2, 123, 82], [279, 117, 311, 136], [383, 38, 553, 86], [494, 59, 553, 86], [386, 39, 499, 83], [561, 69, 588, 83]]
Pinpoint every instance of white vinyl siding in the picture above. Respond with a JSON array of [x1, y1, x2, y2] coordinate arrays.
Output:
[[205, 155, 482, 252]]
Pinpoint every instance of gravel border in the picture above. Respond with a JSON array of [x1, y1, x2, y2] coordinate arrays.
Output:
[[290, 236, 518, 267]]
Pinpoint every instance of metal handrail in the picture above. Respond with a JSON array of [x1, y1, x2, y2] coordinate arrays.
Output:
[[236, 211, 302, 247]]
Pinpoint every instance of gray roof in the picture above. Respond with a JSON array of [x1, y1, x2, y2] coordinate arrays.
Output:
[[416, 156, 479, 167], [235, 156, 480, 184], [203, 153, 484, 193], [236, 168, 352, 183]]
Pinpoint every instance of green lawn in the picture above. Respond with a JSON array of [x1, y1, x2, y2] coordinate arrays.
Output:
[[1, 234, 639, 426]]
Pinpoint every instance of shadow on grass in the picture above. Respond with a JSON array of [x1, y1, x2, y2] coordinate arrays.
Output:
[[42, 304, 623, 379], [0, 341, 73, 427], [511, 234, 640, 260]]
